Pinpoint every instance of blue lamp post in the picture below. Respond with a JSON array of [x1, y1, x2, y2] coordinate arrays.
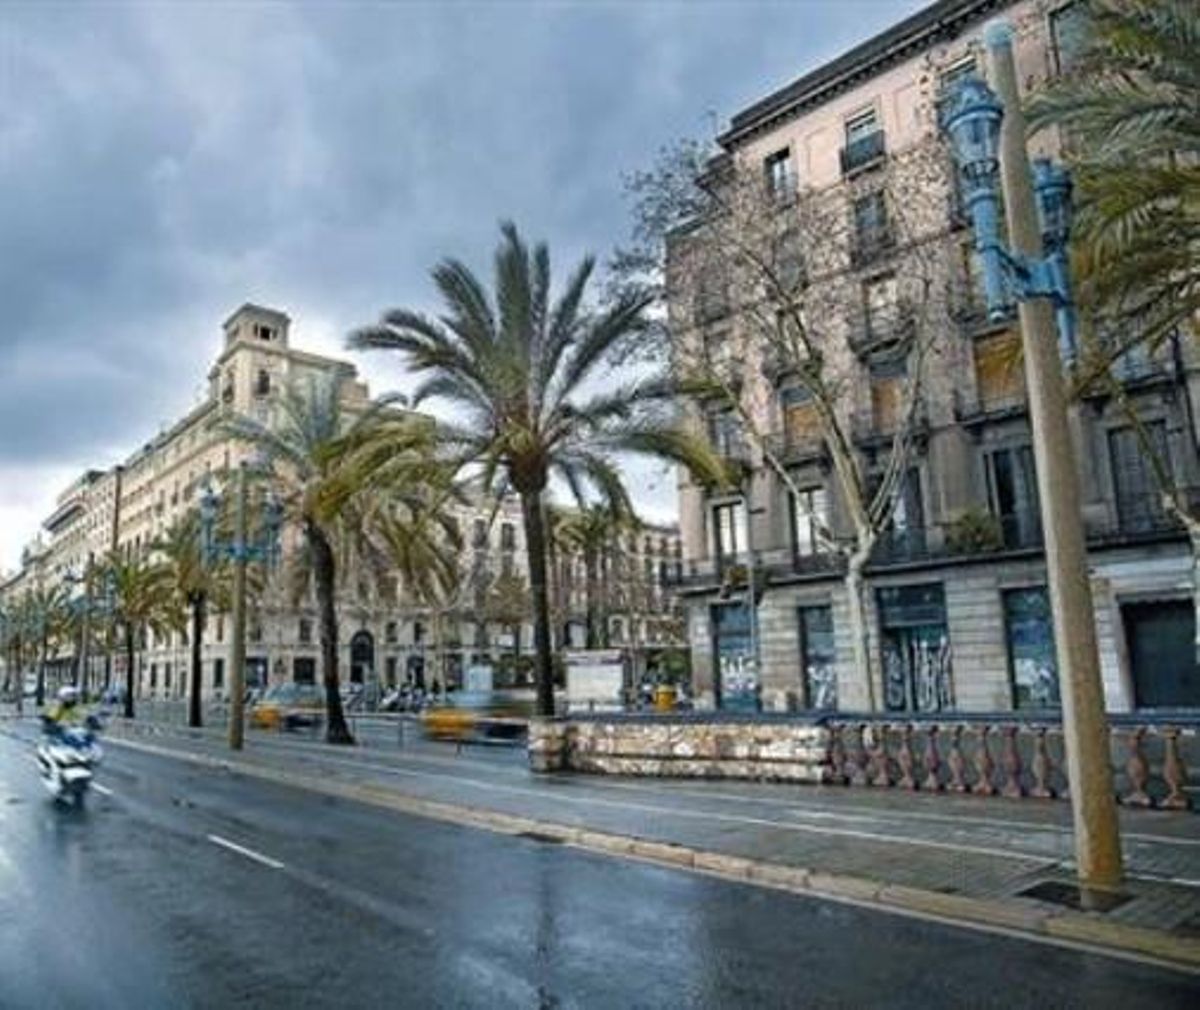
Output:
[[198, 463, 283, 749], [943, 76, 1078, 365], [940, 21, 1123, 890]]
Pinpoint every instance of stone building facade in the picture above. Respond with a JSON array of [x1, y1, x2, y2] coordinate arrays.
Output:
[[669, 0, 1200, 715], [3, 303, 684, 700]]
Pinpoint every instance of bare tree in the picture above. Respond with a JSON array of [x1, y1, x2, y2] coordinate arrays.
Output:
[[615, 137, 961, 708]]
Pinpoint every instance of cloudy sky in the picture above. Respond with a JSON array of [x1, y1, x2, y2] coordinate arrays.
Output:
[[0, 0, 922, 571]]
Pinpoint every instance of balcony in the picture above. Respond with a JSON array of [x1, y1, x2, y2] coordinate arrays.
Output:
[[839, 130, 886, 177], [849, 402, 928, 447], [763, 428, 826, 466], [851, 305, 916, 355], [953, 388, 1028, 427]]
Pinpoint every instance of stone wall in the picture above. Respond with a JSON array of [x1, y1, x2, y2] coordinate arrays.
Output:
[[528, 716, 831, 783]]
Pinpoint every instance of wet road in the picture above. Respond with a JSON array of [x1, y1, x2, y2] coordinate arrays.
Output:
[[0, 727, 1196, 1009]]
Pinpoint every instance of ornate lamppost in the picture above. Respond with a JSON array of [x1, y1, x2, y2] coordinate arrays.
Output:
[[199, 461, 283, 750], [942, 22, 1122, 888]]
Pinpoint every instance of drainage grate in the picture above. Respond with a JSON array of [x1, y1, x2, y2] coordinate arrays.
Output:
[[517, 831, 565, 845], [1017, 880, 1131, 913]]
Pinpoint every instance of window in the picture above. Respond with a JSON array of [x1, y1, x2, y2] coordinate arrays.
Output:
[[853, 192, 889, 247], [790, 487, 829, 557], [841, 107, 885, 174], [298, 618, 312, 644], [712, 500, 746, 562], [472, 518, 488, 548], [213, 658, 225, 690], [799, 605, 837, 709], [845, 107, 879, 146], [500, 522, 516, 551], [1050, 1, 1090, 75], [249, 622, 262, 644], [385, 621, 398, 645], [256, 324, 273, 341], [149, 664, 157, 689], [863, 275, 899, 340], [216, 614, 225, 643], [707, 408, 743, 458], [763, 147, 795, 201], [255, 370, 271, 397], [413, 621, 425, 646], [1109, 422, 1170, 532], [985, 446, 1041, 547], [694, 268, 730, 324], [1004, 588, 1059, 709]]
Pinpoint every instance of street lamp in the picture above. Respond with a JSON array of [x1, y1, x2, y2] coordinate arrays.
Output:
[[941, 21, 1123, 890], [198, 462, 283, 750], [943, 77, 1078, 364]]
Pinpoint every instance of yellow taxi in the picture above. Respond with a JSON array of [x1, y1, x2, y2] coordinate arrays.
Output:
[[420, 690, 530, 743], [248, 683, 325, 731]]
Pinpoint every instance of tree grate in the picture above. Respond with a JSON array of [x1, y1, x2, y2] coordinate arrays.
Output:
[[1017, 880, 1131, 913]]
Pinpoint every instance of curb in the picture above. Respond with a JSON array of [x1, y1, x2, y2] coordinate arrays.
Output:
[[104, 731, 1200, 974]]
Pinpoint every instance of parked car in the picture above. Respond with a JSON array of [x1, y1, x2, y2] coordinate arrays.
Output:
[[249, 683, 324, 731], [420, 690, 530, 743]]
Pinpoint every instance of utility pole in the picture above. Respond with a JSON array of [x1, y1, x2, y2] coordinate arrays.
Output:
[[985, 21, 1122, 887], [229, 462, 248, 751]]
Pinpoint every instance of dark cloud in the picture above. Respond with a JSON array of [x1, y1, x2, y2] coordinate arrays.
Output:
[[0, 0, 923, 563]]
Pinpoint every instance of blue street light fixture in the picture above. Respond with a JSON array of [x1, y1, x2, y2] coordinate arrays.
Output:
[[942, 76, 1078, 364]]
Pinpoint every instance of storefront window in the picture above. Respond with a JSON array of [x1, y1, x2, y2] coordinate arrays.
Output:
[[1004, 588, 1059, 709], [712, 602, 758, 710], [877, 584, 953, 712], [799, 605, 836, 709]]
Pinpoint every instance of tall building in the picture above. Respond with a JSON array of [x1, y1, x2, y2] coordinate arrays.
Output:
[[2, 304, 685, 699], [668, 0, 1200, 714]]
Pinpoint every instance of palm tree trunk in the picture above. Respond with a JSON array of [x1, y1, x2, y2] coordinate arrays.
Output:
[[123, 626, 136, 718], [310, 523, 354, 744], [585, 550, 600, 649], [189, 593, 205, 728], [519, 491, 555, 717]]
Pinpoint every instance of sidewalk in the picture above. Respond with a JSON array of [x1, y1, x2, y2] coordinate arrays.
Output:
[[42, 712, 1200, 970]]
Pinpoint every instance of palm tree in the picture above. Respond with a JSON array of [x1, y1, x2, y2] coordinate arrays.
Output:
[[155, 512, 232, 728], [105, 550, 171, 718], [225, 371, 454, 744], [1027, 0, 1200, 374], [24, 583, 75, 707], [350, 222, 730, 716]]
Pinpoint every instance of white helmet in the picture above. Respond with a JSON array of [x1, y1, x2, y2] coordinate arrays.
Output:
[[57, 685, 79, 705]]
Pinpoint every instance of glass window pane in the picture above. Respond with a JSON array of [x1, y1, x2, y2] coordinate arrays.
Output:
[[799, 605, 837, 709], [1004, 588, 1059, 709]]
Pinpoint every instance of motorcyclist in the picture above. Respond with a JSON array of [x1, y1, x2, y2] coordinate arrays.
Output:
[[45, 685, 87, 732]]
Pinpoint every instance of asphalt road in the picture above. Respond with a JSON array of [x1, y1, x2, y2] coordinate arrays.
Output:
[[0, 727, 1196, 1009]]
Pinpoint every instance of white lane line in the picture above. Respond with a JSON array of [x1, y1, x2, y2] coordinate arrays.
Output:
[[92, 783, 113, 796], [206, 833, 285, 870]]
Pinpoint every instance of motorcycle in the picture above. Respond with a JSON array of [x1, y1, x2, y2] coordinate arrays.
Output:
[[37, 715, 103, 806]]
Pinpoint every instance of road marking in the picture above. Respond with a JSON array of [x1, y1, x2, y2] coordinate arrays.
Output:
[[92, 783, 113, 796], [206, 833, 284, 870]]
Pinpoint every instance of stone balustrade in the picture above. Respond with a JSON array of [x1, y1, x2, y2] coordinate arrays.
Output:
[[825, 718, 1195, 811]]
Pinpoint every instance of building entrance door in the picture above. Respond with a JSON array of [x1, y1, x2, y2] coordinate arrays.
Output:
[[1123, 601, 1198, 708], [711, 602, 758, 710], [878, 584, 953, 712], [350, 631, 374, 685]]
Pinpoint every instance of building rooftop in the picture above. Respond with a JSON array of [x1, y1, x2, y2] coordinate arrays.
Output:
[[718, 0, 1010, 149]]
